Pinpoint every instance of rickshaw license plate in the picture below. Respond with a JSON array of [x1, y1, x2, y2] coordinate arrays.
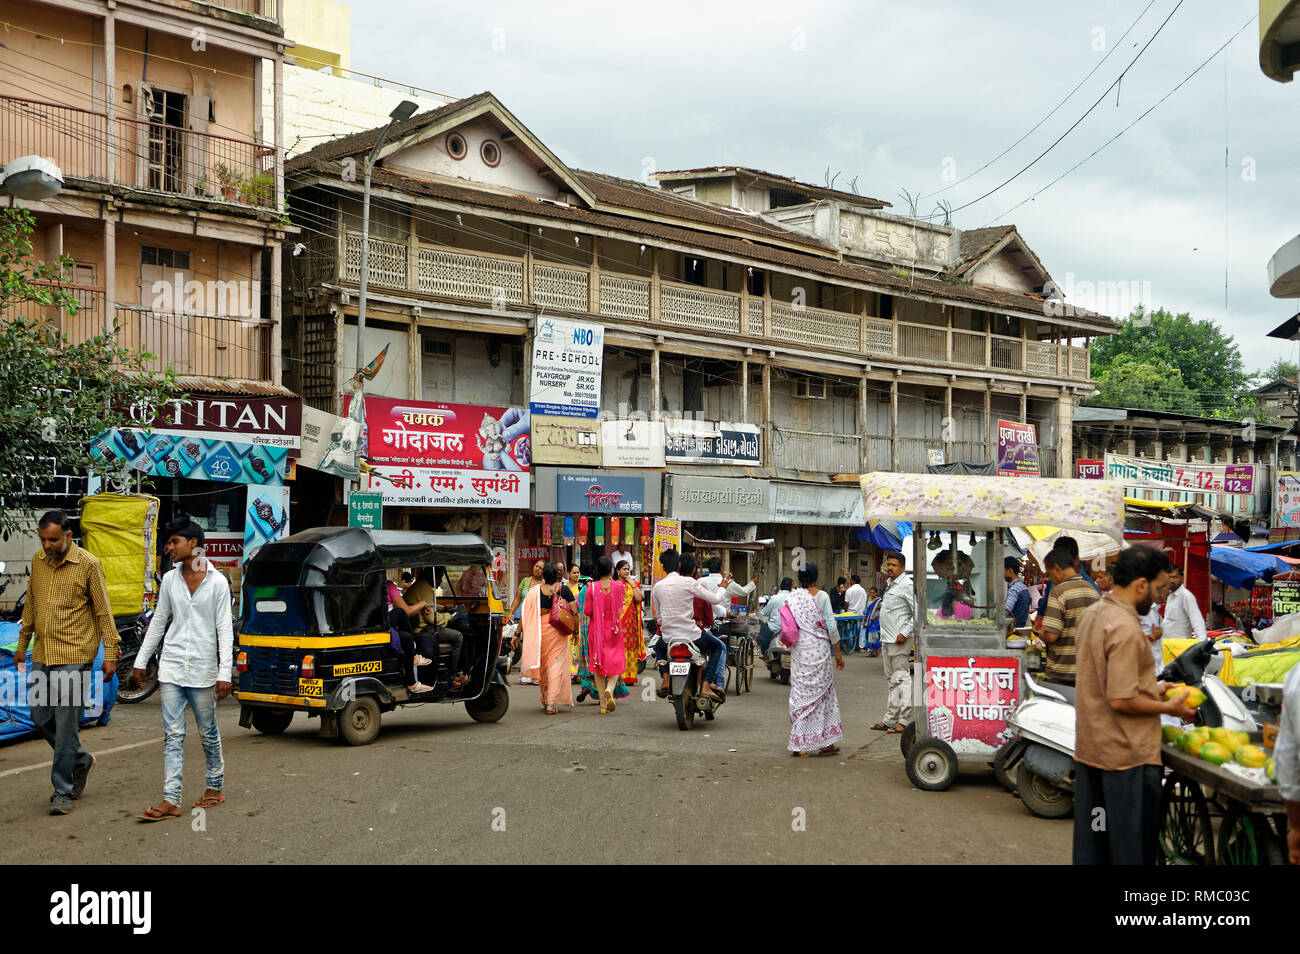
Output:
[[669, 662, 690, 676], [332, 661, 381, 677], [297, 678, 324, 697]]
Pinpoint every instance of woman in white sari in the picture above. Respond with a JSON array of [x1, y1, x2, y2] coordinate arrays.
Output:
[[786, 562, 846, 756]]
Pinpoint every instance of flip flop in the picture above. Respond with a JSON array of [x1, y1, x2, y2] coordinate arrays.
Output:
[[193, 791, 225, 808], [137, 805, 180, 823], [870, 722, 890, 731], [819, 745, 841, 756], [885, 725, 903, 734]]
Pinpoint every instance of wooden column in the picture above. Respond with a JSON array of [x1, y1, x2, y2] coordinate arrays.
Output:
[[651, 345, 661, 420], [984, 388, 992, 458], [104, 12, 115, 185], [523, 226, 534, 303], [103, 218, 115, 336], [407, 318, 420, 400], [588, 235, 600, 313], [273, 53, 284, 212], [890, 378, 900, 472], [741, 357, 749, 424], [762, 361, 773, 468], [859, 370, 870, 472], [944, 384, 953, 463], [649, 248, 660, 323], [407, 209, 418, 292], [269, 241, 283, 384]]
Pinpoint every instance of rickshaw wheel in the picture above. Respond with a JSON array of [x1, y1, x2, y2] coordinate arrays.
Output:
[[339, 697, 381, 746], [899, 722, 916, 758], [466, 684, 510, 723], [1015, 763, 1073, 818], [1217, 804, 1284, 866], [1158, 773, 1214, 865], [251, 708, 293, 735], [905, 738, 958, 791]]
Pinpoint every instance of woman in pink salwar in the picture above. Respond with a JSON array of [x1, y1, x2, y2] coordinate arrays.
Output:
[[520, 563, 576, 714], [582, 556, 630, 714], [786, 562, 845, 756]]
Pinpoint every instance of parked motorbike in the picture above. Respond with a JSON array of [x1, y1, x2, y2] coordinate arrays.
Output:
[[115, 605, 159, 703], [1000, 637, 1256, 819], [756, 597, 791, 684], [663, 624, 727, 731]]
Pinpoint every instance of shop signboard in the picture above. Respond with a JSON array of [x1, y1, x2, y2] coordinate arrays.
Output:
[[348, 492, 383, 529], [666, 475, 770, 522], [1275, 471, 1300, 528], [600, 419, 666, 468], [298, 405, 362, 480], [358, 398, 530, 471], [1273, 579, 1300, 618], [927, 449, 946, 467], [203, 532, 243, 595], [127, 393, 302, 451], [664, 420, 761, 466], [923, 655, 1021, 752], [1105, 453, 1255, 495], [996, 420, 1039, 478], [531, 414, 601, 466], [529, 317, 604, 418], [557, 472, 649, 514], [652, 518, 680, 582], [770, 483, 865, 526], [364, 466, 529, 509], [1076, 458, 1104, 480], [91, 429, 287, 485]]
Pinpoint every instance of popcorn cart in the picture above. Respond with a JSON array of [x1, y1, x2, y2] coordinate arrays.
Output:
[[859, 472, 1127, 791]]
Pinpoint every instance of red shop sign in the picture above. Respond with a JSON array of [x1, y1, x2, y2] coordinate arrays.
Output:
[[354, 397, 530, 471], [922, 655, 1021, 750]]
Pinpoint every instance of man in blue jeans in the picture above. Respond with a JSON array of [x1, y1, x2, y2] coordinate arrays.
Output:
[[134, 519, 233, 821], [650, 550, 730, 700]]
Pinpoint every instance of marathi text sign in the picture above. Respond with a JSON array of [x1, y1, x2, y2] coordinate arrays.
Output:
[[996, 420, 1039, 477], [1076, 458, 1104, 480], [923, 655, 1021, 752], [364, 466, 529, 509], [1274, 580, 1300, 618], [652, 518, 680, 582], [530, 318, 604, 418], [1276, 471, 1300, 528], [1105, 453, 1255, 495], [664, 420, 761, 466], [556, 472, 649, 513], [358, 398, 530, 472]]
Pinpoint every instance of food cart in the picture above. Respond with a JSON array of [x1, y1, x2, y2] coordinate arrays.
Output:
[[860, 472, 1127, 791]]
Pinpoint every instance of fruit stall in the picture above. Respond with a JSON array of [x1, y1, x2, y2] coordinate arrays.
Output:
[[1158, 717, 1287, 865]]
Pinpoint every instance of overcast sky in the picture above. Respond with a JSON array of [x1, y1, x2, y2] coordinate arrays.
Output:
[[341, 0, 1300, 380]]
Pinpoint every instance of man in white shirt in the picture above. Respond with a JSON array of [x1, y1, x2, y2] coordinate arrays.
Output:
[[844, 575, 868, 615], [650, 550, 731, 700], [1139, 604, 1164, 670], [700, 556, 756, 616], [1161, 566, 1206, 642], [134, 520, 233, 821], [872, 550, 917, 733]]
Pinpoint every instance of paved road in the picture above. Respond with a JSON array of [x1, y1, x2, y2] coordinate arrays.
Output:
[[0, 652, 1070, 864]]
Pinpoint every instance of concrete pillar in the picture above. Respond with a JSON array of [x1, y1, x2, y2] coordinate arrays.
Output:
[[588, 235, 600, 313], [273, 53, 285, 212], [102, 218, 115, 336], [859, 370, 870, 472], [890, 378, 900, 472], [269, 241, 282, 384], [762, 361, 772, 468], [741, 358, 749, 425], [944, 384, 953, 462]]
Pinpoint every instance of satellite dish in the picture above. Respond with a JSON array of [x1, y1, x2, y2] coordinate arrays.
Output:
[[0, 155, 64, 200]]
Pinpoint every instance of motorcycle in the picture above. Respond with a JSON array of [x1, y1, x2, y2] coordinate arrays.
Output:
[[757, 596, 791, 684], [115, 603, 159, 703], [1000, 636, 1256, 819], [663, 623, 727, 731]]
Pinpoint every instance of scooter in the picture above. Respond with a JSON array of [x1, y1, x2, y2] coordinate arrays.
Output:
[[1000, 637, 1256, 819], [757, 595, 792, 684], [662, 624, 727, 731]]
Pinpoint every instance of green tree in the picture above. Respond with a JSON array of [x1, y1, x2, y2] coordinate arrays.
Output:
[[1090, 307, 1249, 415], [1087, 357, 1200, 414], [0, 208, 176, 540], [1256, 357, 1299, 384]]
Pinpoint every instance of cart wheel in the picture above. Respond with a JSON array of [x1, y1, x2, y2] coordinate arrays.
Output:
[[1217, 804, 1285, 866], [905, 738, 958, 791], [992, 743, 1017, 793], [338, 697, 381, 746], [1014, 762, 1073, 818], [1158, 773, 1214, 865], [899, 721, 916, 758], [251, 708, 293, 736], [740, 639, 754, 693]]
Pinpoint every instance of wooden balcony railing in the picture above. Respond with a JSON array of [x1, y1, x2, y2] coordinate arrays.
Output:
[[0, 95, 276, 209], [772, 428, 861, 473], [335, 230, 1093, 381]]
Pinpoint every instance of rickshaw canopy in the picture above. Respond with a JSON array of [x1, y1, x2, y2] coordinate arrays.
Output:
[[244, 527, 492, 589], [859, 472, 1126, 541]]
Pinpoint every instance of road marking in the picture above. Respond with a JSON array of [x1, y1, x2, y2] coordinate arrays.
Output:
[[0, 737, 162, 779]]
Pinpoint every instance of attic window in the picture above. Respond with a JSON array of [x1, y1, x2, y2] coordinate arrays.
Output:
[[446, 133, 467, 160], [480, 139, 501, 167]]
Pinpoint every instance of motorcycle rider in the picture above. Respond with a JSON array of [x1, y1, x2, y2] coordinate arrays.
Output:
[[757, 577, 794, 654], [650, 549, 731, 701]]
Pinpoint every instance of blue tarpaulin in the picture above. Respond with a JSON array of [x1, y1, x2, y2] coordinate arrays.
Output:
[[0, 621, 118, 742], [1210, 545, 1291, 589], [856, 521, 911, 550]]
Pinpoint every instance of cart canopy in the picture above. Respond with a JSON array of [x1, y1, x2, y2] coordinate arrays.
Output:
[[860, 472, 1125, 541]]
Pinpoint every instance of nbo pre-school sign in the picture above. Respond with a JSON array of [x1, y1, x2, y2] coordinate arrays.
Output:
[[530, 318, 604, 419]]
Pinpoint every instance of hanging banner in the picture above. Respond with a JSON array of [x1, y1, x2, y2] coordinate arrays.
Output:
[[1275, 471, 1300, 527], [1075, 458, 1104, 480], [91, 429, 286, 485], [529, 317, 604, 418], [242, 485, 290, 574], [363, 466, 529, 509], [664, 420, 761, 466], [651, 518, 681, 582], [298, 405, 362, 481], [996, 420, 1039, 478], [1105, 453, 1255, 495], [353, 397, 530, 471]]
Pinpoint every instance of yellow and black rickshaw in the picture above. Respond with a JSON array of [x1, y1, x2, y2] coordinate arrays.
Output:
[[234, 527, 509, 745]]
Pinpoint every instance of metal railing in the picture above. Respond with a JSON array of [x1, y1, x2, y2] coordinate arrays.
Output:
[[0, 95, 276, 209], [771, 428, 861, 473]]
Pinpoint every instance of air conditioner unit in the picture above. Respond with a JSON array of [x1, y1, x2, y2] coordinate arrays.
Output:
[[423, 338, 452, 357], [795, 376, 826, 399]]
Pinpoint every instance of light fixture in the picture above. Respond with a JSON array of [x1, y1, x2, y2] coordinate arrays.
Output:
[[389, 99, 418, 123], [1, 155, 63, 200], [574, 235, 580, 246], [968, 531, 977, 547], [639, 244, 645, 254]]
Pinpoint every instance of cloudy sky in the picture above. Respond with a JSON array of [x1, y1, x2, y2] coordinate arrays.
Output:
[[341, 0, 1300, 378]]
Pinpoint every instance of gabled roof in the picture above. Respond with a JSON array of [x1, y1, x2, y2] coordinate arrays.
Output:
[[951, 223, 1054, 292], [653, 166, 890, 210], [1253, 377, 1299, 393]]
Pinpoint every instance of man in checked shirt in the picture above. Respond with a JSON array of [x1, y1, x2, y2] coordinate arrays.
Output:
[[15, 511, 118, 816]]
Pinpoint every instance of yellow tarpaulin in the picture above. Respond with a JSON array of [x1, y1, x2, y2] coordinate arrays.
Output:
[[1162, 638, 1234, 685], [78, 493, 159, 617]]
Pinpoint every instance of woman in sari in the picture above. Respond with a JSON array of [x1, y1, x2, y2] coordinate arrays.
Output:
[[863, 586, 883, 657], [582, 556, 632, 713], [616, 560, 644, 686], [568, 564, 585, 681], [786, 562, 845, 757], [519, 563, 577, 714]]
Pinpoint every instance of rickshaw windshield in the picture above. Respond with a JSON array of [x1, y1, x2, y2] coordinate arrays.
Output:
[[922, 528, 1001, 627]]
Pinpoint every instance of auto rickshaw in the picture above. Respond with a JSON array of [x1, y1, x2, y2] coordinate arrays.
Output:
[[234, 527, 509, 745]]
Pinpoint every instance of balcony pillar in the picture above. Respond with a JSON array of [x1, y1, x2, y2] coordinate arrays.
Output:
[[649, 248, 659, 323], [890, 379, 899, 472], [651, 345, 661, 422], [408, 318, 420, 400], [273, 53, 284, 212], [589, 235, 600, 314], [407, 209, 418, 292], [762, 361, 772, 469], [104, 11, 115, 184], [944, 385, 952, 462], [984, 388, 992, 457], [741, 358, 749, 425], [102, 217, 115, 337], [859, 371, 870, 472], [270, 241, 282, 385]]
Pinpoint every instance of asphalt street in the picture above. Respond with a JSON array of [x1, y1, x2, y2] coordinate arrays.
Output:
[[0, 651, 1070, 864]]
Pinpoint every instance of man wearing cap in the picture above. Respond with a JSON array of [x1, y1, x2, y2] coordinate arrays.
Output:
[[134, 519, 233, 821]]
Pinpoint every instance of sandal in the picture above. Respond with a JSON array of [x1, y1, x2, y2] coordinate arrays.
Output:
[[413, 655, 434, 668], [137, 803, 181, 822], [819, 745, 841, 756], [407, 682, 435, 694], [450, 673, 469, 689], [604, 689, 616, 713], [885, 725, 904, 734], [544, 706, 559, 715], [193, 789, 225, 808], [870, 722, 890, 731]]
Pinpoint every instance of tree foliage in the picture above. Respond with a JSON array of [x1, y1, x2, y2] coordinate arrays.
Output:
[[0, 208, 177, 540], [1257, 357, 1298, 384], [1089, 357, 1200, 414]]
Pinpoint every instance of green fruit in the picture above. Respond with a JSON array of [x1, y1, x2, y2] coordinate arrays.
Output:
[[1198, 742, 1232, 766], [1233, 730, 1250, 747], [1266, 759, 1276, 783], [1210, 728, 1239, 750], [1234, 745, 1267, 769], [1162, 725, 1185, 744]]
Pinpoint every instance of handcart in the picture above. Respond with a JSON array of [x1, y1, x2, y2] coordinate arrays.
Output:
[[860, 472, 1127, 792], [835, 612, 864, 654]]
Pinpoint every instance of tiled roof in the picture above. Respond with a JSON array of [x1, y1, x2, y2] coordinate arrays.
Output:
[[287, 94, 488, 166], [653, 166, 891, 209], [954, 225, 1018, 276]]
